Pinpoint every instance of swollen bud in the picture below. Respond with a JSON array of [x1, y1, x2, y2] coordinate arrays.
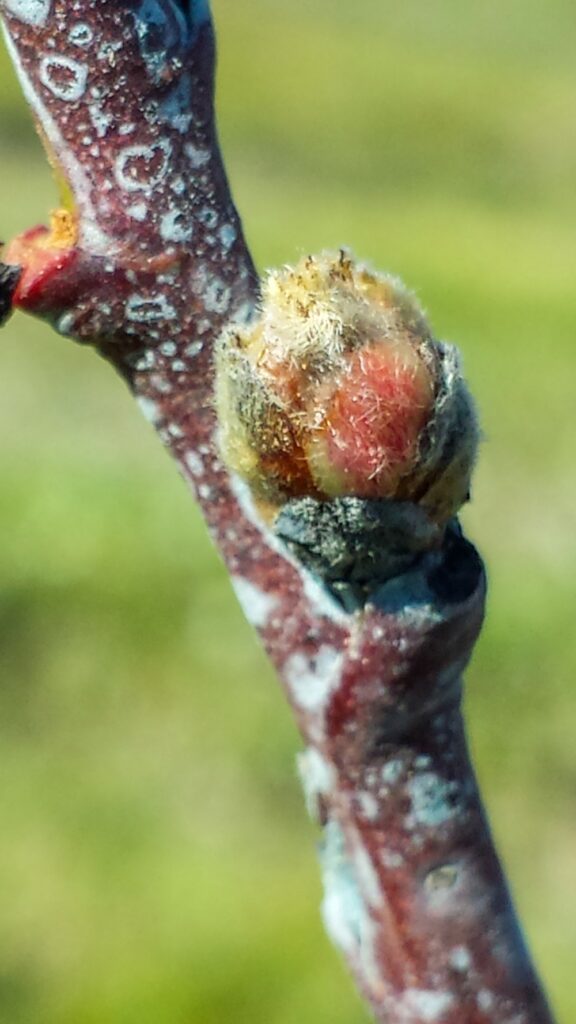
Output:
[[215, 251, 478, 525]]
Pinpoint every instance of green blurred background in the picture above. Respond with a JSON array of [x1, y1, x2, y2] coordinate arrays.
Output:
[[0, 1, 575, 1020]]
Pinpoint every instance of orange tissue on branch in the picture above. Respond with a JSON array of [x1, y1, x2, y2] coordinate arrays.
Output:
[[215, 251, 478, 524], [2, 209, 78, 308]]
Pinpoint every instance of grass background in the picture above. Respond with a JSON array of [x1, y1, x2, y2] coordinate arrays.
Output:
[[1, 0, 575, 1020]]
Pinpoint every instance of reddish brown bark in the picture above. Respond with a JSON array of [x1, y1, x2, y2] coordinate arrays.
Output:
[[0, 3, 555, 1022]]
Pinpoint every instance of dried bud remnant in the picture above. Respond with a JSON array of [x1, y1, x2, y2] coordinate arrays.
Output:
[[0, 262, 23, 327], [216, 251, 478, 524]]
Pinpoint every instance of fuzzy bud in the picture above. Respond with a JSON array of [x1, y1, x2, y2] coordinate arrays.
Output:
[[215, 251, 478, 525]]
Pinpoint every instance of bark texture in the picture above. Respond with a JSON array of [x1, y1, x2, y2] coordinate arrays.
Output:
[[0, 3, 555, 1021]]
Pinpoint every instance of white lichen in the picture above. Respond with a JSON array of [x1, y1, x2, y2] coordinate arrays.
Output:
[[449, 946, 472, 972], [357, 791, 379, 821], [136, 395, 161, 425], [405, 772, 460, 830], [296, 747, 335, 821], [114, 139, 172, 193], [399, 989, 455, 1022], [126, 201, 148, 222], [284, 645, 343, 715], [320, 822, 382, 993], [184, 451, 204, 477], [4, 0, 51, 27], [39, 54, 89, 102], [230, 575, 277, 629], [160, 208, 193, 243], [68, 22, 94, 47], [381, 759, 404, 787], [219, 223, 237, 249], [88, 101, 113, 139]]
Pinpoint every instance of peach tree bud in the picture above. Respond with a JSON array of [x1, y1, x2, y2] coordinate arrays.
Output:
[[215, 251, 478, 525]]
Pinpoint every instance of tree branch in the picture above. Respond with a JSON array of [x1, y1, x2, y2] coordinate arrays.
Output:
[[0, 3, 555, 1021]]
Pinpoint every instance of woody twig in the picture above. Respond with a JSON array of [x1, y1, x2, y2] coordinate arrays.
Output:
[[0, 3, 555, 1022]]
